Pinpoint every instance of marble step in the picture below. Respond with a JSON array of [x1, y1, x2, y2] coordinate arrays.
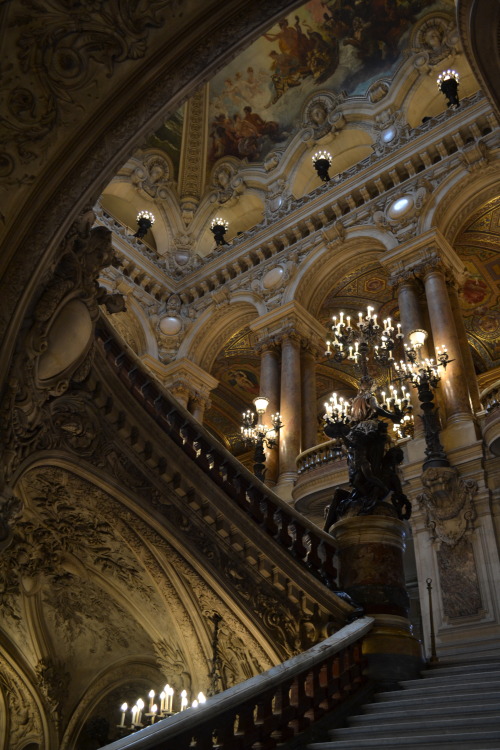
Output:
[[398, 670, 500, 687], [350, 702, 500, 723], [374, 679, 500, 700], [365, 689, 500, 711], [420, 661, 500, 677], [308, 730, 500, 750], [331, 713, 500, 739]]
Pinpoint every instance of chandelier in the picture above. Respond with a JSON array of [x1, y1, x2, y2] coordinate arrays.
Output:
[[312, 150, 332, 182], [210, 217, 229, 246], [134, 210, 155, 239], [322, 304, 455, 528]]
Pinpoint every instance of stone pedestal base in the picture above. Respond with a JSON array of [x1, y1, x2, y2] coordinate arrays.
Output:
[[333, 514, 423, 682]]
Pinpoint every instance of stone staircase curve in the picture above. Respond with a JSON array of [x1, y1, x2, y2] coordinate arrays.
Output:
[[308, 657, 500, 750]]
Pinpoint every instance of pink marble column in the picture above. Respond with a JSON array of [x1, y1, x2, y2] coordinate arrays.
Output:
[[259, 342, 280, 485], [447, 282, 481, 414], [279, 332, 302, 487], [396, 278, 428, 438], [423, 266, 473, 424], [301, 344, 318, 451]]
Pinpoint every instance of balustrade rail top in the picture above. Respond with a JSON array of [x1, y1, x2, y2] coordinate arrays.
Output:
[[99, 617, 373, 750], [96, 318, 339, 547]]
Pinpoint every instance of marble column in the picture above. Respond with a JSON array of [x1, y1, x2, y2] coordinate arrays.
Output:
[[396, 279, 428, 439], [423, 266, 473, 425], [301, 344, 318, 451], [259, 342, 281, 485], [447, 282, 481, 414], [278, 331, 302, 499]]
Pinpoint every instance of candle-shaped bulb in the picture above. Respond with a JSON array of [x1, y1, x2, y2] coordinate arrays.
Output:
[[198, 692, 207, 703], [119, 703, 128, 728]]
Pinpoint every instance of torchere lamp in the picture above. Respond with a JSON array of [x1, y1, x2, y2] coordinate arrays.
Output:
[[394, 328, 452, 469], [241, 396, 283, 482], [210, 217, 229, 246], [134, 210, 155, 239], [437, 69, 460, 109], [312, 150, 332, 182]]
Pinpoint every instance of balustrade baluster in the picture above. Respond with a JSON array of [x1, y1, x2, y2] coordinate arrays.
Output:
[[233, 703, 257, 746], [214, 711, 239, 748], [260, 499, 279, 536], [290, 521, 308, 560], [274, 508, 293, 548], [254, 692, 277, 746]]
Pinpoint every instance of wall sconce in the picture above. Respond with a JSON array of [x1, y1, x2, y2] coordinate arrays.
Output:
[[210, 217, 229, 246], [437, 69, 460, 109], [312, 151, 332, 182], [134, 210, 155, 239]]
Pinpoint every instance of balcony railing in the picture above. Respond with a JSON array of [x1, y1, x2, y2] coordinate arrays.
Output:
[[297, 439, 347, 475], [100, 617, 373, 750], [480, 379, 500, 457]]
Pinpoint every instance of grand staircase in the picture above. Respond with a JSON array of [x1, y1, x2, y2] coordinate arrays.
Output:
[[309, 658, 500, 750]]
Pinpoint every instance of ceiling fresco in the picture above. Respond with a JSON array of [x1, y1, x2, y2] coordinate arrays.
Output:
[[207, 0, 449, 166], [143, 106, 184, 180], [455, 197, 500, 369]]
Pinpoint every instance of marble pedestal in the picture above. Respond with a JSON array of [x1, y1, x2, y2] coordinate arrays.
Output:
[[333, 513, 423, 683]]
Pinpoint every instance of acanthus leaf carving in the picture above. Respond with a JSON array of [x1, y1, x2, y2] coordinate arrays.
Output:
[[35, 656, 70, 732]]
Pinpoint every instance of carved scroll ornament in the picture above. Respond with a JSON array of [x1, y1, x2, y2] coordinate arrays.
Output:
[[416, 466, 477, 546]]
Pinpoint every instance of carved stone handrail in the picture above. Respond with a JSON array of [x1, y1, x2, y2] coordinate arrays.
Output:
[[297, 439, 347, 475], [96, 320, 340, 588], [100, 616, 373, 750]]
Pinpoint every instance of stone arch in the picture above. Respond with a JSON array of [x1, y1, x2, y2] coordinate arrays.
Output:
[[291, 235, 390, 319], [178, 300, 260, 372], [426, 162, 500, 243], [11, 453, 280, 697], [60, 660, 161, 750]]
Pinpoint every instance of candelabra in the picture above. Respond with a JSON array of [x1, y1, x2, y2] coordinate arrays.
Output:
[[312, 150, 332, 182], [241, 396, 283, 482], [210, 217, 229, 246], [326, 306, 403, 373], [394, 329, 452, 469], [117, 684, 206, 734], [323, 306, 413, 527], [134, 210, 155, 239]]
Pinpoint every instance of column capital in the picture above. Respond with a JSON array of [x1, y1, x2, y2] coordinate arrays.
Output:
[[254, 334, 281, 356], [160, 357, 219, 402], [250, 301, 325, 352], [380, 228, 467, 287]]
